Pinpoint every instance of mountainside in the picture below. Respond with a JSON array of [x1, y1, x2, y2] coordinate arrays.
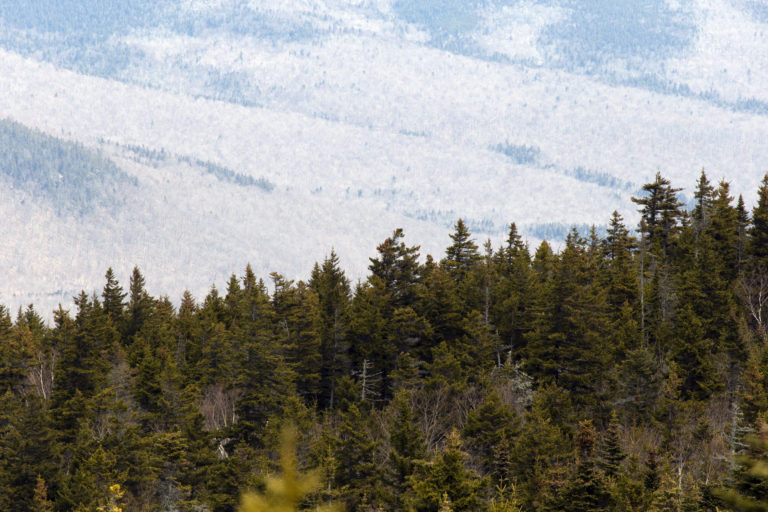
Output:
[[1, 0, 767, 315]]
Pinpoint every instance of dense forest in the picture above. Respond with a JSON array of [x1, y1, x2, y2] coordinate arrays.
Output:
[[6, 171, 768, 511]]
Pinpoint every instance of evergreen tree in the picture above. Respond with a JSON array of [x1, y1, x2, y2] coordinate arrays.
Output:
[[491, 223, 535, 359], [310, 251, 352, 410], [603, 211, 638, 311], [334, 404, 384, 511], [409, 429, 487, 512], [560, 420, 611, 512], [369, 229, 421, 309], [126, 266, 152, 341], [272, 277, 323, 403], [632, 172, 684, 259], [512, 387, 571, 509], [239, 428, 337, 512], [598, 411, 626, 478], [443, 219, 480, 282], [416, 261, 464, 359], [0, 393, 57, 512], [102, 268, 126, 324], [617, 347, 663, 424], [387, 392, 427, 508], [463, 392, 520, 479], [232, 267, 295, 447], [750, 174, 768, 268], [346, 278, 392, 403], [737, 194, 750, 273], [32, 476, 54, 512], [671, 305, 720, 400], [714, 421, 768, 511], [0, 304, 33, 395], [525, 229, 611, 409], [691, 170, 715, 236]]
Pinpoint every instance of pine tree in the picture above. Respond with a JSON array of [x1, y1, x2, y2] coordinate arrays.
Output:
[[525, 229, 611, 408], [334, 404, 384, 511], [388, 392, 426, 507], [310, 251, 352, 410], [409, 429, 487, 512], [443, 219, 480, 283], [603, 211, 638, 310], [126, 266, 152, 341], [463, 391, 520, 479], [750, 174, 768, 268], [561, 420, 611, 512], [32, 476, 54, 512], [239, 427, 337, 512], [598, 411, 626, 478], [632, 172, 684, 260], [369, 229, 421, 309], [491, 223, 535, 359], [714, 421, 768, 511], [102, 267, 126, 324], [691, 170, 715, 236]]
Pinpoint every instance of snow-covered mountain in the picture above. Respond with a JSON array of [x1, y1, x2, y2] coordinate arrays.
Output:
[[1, 0, 767, 316]]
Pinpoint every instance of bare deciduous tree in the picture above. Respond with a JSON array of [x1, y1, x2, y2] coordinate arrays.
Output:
[[737, 266, 768, 341], [200, 383, 240, 431]]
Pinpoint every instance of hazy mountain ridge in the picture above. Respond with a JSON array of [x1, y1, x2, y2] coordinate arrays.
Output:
[[0, 119, 137, 214], [1, 0, 767, 316]]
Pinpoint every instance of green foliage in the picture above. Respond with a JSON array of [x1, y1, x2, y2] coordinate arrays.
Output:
[[6, 172, 768, 510], [409, 429, 487, 512], [239, 428, 338, 512], [714, 422, 768, 511]]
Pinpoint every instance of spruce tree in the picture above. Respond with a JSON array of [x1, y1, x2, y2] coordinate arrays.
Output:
[[525, 229, 611, 408], [560, 420, 611, 512], [632, 172, 683, 260], [671, 305, 720, 400], [714, 421, 768, 511], [443, 219, 480, 284], [335, 404, 384, 511], [603, 211, 638, 310], [750, 174, 768, 268], [737, 194, 750, 273], [409, 429, 487, 512], [232, 267, 295, 446], [463, 392, 520, 478], [272, 278, 323, 402], [598, 411, 626, 478], [127, 266, 152, 341], [309, 251, 351, 410], [388, 392, 426, 507], [691, 170, 714, 236], [102, 267, 126, 324], [369, 229, 421, 308], [491, 223, 535, 359]]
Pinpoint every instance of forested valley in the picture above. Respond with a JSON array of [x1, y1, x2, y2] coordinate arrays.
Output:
[[5, 172, 768, 511]]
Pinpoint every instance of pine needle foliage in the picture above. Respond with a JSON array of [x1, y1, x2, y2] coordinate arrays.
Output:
[[239, 427, 340, 512]]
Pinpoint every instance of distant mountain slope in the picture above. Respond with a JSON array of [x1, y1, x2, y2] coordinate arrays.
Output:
[[0, 119, 136, 213], [0, 1, 766, 316]]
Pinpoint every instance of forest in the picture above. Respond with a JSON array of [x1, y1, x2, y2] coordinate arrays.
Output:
[[4, 171, 768, 511]]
